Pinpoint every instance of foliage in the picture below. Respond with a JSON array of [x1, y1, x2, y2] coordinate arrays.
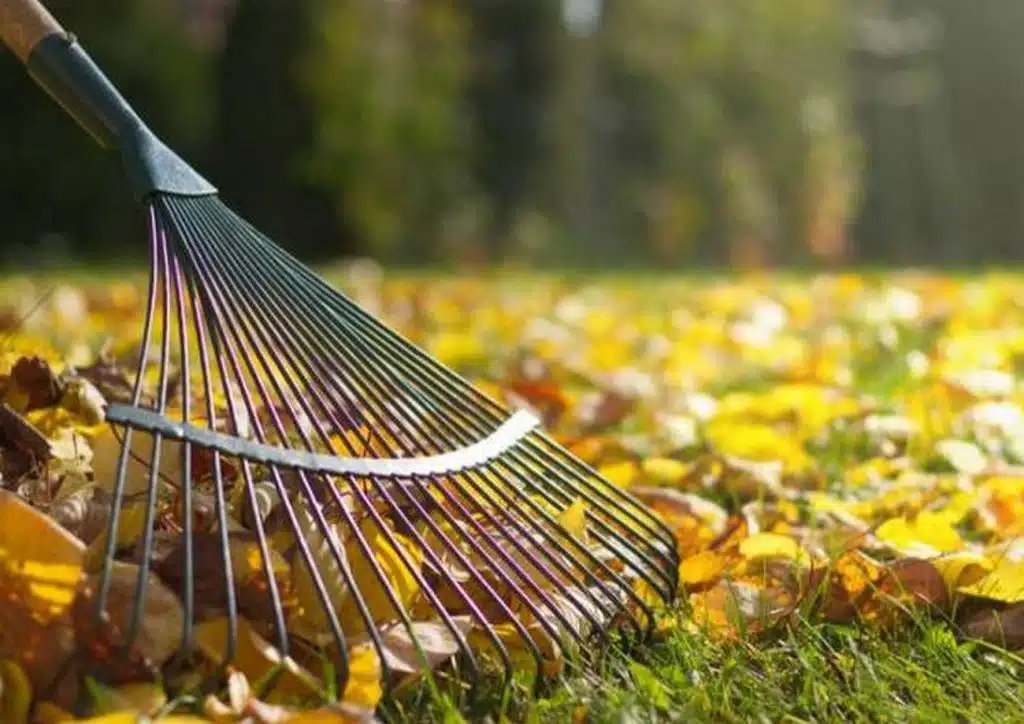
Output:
[[4, 270, 1024, 722], [585, 0, 859, 266], [301, 0, 475, 263]]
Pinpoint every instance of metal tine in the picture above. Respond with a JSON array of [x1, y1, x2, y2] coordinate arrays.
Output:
[[192, 201, 633, 646], [256, 269, 676, 607], [199, 205, 663, 593], [175, 197, 596, 674], [237, 222, 677, 552], [179, 231, 242, 677], [166, 202, 363, 688], [173, 206, 481, 695], [168, 250, 196, 665], [505, 444, 676, 604], [173, 199, 499, 696], [201, 208, 660, 655], [170, 285, 553, 697], [96, 210, 177, 671], [94, 208, 162, 641], [238, 231, 678, 567], [163, 204, 306, 683], [173, 197, 566, 688]]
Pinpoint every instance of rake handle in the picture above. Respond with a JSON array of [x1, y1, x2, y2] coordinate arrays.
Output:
[[0, 0, 63, 63], [0, 0, 215, 195]]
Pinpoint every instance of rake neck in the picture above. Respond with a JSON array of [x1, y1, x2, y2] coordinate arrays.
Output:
[[25, 33, 216, 198]]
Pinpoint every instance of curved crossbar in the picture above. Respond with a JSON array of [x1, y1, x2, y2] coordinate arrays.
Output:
[[105, 403, 542, 478]]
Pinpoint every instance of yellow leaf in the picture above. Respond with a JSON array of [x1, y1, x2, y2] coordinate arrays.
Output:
[[705, 421, 813, 476], [229, 535, 291, 587], [339, 519, 422, 631], [641, 457, 688, 486], [31, 702, 75, 724], [739, 533, 803, 563], [0, 660, 31, 724], [558, 498, 588, 541], [341, 645, 382, 713], [194, 617, 324, 703], [679, 550, 729, 588], [931, 552, 993, 592], [83, 503, 148, 573], [875, 512, 963, 555], [0, 490, 85, 623], [598, 460, 638, 488], [958, 559, 1024, 603]]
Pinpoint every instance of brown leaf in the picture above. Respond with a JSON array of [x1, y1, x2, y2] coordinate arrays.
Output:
[[48, 485, 111, 544], [73, 359, 136, 406], [6, 357, 62, 413], [155, 532, 296, 625], [505, 379, 570, 427], [0, 404, 50, 481], [960, 602, 1024, 651], [873, 558, 949, 628], [72, 561, 184, 684], [374, 617, 472, 675], [581, 390, 634, 433]]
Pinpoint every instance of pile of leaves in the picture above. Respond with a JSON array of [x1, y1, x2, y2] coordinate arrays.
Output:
[[3, 270, 1024, 721]]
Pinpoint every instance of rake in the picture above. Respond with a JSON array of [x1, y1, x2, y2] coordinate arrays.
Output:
[[0, 0, 678, 710]]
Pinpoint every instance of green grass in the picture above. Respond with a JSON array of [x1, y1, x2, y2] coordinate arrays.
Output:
[[394, 618, 1024, 723]]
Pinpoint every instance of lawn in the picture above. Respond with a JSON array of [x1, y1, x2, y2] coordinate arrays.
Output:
[[2, 269, 1024, 723]]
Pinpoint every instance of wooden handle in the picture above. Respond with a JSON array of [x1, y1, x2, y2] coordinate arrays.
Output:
[[0, 0, 63, 63]]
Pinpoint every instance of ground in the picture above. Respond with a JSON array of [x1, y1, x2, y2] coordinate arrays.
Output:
[[1, 268, 1024, 723]]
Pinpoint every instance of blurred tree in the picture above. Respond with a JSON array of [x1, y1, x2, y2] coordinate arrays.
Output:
[[0, 0, 213, 267], [213, 0, 347, 262], [460, 0, 561, 262], [302, 0, 474, 264], [933, 0, 1024, 264], [547, 0, 860, 267]]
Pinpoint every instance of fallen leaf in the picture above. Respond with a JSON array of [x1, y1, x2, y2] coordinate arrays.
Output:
[[557, 498, 588, 541], [959, 602, 1024, 651], [194, 617, 324, 702], [597, 460, 638, 489], [873, 558, 949, 627], [0, 659, 31, 724], [340, 645, 382, 713], [679, 550, 729, 590], [876, 512, 964, 556], [640, 457, 688, 486], [739, 533, 804, 563], [5, 357, 62, 413], [72, 561, 184, 683], [375, 617, 472, 675], [958, 559, 1024, 603], [931, 551, 993, 592]]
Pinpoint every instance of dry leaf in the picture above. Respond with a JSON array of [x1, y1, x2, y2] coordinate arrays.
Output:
[[0, 659, 32, 724], [959, 602, 1024, 651], [557, 498, 588, 542], [72, 561, 184, 683], [376, 617, 472, 675], [194, 617, 324, 702]]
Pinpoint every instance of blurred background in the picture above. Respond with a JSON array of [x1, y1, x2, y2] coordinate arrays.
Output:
[[0, 0, 1022, 271]]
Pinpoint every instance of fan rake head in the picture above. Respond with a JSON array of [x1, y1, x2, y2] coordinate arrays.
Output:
[[83, 194, 680, 705]]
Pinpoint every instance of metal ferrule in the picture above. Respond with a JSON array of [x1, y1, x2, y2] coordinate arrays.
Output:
[[26, 33, 217, 198]]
